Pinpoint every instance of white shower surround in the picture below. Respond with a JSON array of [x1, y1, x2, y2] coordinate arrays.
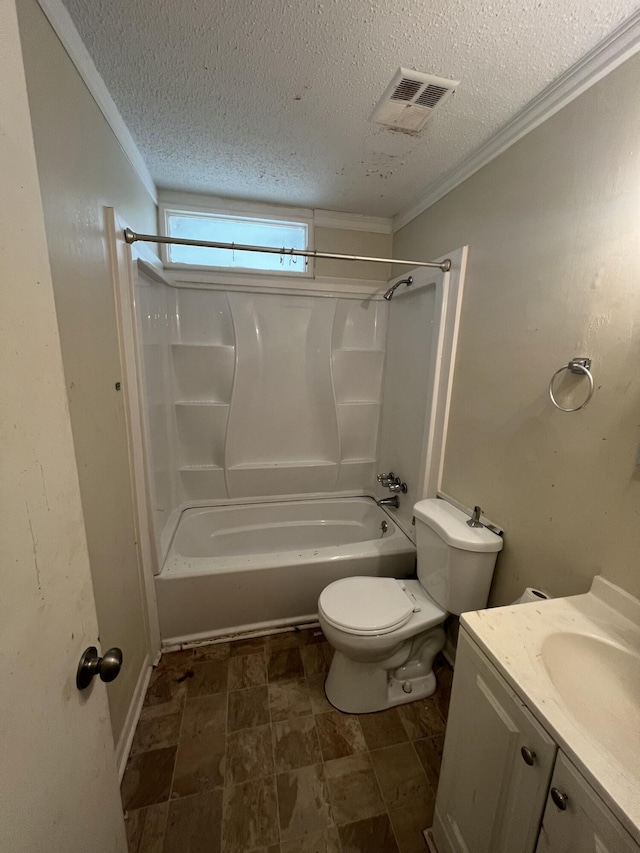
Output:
[[156, 497, 416, 644], [135, 265, 390, 565]]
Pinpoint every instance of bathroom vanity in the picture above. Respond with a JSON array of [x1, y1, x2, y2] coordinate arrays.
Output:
[[431, 577, 640, 853]]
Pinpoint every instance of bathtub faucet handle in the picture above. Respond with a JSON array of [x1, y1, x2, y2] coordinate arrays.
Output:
[[377, 472, 394, 486]]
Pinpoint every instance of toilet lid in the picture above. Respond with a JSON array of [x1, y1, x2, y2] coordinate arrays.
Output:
[[319, 577, 415, 635]]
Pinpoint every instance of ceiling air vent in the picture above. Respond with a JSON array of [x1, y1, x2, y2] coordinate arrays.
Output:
[[370, 68, 460, 132]]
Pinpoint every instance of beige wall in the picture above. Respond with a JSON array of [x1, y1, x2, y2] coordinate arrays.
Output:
[[315, 226, 392, 280], [394, 54, 640, 605], [18, 0, 157, 744]]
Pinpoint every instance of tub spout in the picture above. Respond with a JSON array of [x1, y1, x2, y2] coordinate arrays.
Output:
[[377, 495, 399, 509]]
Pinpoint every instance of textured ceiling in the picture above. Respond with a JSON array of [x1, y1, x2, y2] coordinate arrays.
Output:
[[62, 0, 639, 217]]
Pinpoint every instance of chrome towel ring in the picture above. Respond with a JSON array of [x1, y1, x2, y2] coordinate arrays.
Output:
[[549, 357, 594, 412]]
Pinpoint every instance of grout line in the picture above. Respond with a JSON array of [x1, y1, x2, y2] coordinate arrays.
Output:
[[219, 653, 231, 853], [267, 652, 282, 850]]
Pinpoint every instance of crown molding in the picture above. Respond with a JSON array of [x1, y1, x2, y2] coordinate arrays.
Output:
[[314, 210, 393, 234], [36, 0, 157, 204], [393, 10, 640, 232]]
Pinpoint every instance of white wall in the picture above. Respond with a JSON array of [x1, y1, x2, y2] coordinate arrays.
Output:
[[17, 0, 157, 745], [394, 51, 640, 605]]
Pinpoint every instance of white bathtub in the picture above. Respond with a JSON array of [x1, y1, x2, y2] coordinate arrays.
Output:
[[155, 496, 416, 644]]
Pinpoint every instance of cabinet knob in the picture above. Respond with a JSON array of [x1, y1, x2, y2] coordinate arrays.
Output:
[[550, 787, 569, 811], [520, 746, 536, 766]]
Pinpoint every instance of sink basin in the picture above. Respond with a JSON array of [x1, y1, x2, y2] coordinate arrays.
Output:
[[541, 632, 640, 775]]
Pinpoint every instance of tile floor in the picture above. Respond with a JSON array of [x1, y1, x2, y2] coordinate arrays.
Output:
[[121, 628, 453, 853]]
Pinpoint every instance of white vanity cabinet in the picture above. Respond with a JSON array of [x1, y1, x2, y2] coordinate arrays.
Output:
[[432, 628, 640, 853], [432, 630, 557, 853], [536, 753, 638, 853]]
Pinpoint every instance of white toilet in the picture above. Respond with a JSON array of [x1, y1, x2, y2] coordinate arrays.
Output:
[[318, 498, 503, 713]]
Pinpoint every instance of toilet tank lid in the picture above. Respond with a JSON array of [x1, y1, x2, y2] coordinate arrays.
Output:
[[413, 499, 503, 553]]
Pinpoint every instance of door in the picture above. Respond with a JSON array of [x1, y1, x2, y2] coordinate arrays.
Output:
[[536, 753, 638, 853], [432, 630, 557, 853], [0, 4, 126, 851]]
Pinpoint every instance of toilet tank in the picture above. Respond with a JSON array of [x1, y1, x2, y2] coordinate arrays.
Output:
[[413, 499, 503, 615]]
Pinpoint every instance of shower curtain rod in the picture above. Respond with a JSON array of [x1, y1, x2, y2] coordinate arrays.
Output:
[[123, 228, 452, 272]]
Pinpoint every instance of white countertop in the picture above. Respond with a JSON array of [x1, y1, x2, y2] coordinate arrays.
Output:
[[461, 576, 640, 845]]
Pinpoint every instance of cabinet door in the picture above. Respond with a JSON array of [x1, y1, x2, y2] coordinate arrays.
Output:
[[536, 753, 639, 853], [432, 630, 557, 853]]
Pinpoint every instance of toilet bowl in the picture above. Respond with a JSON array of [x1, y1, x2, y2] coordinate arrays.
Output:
[[318, 499, 503, 713]]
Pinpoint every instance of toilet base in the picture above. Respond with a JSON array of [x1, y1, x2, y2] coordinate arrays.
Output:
[[324, 648, 439, 714]]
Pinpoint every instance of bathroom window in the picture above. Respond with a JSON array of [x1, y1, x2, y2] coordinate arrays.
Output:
[[161, 203, 312, 275]]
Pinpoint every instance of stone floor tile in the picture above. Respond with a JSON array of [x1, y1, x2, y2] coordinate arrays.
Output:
[[160, 649, 194, 668], [226, 724, 274, 786], [248, 847, 281, 853], [130, 699, 183, 756], [171, 732, 226, 798], [338, 814, 400, 853], [143, 666, 189, 709], [307, 674, 333, 715], [296, 627, 326, 646], [228, 651, 267, 690], [315, 711, 367, 761], [434, 667, 453, 722], [300, 643, 334, 677], [181, 693, 227, 739], [228, 685, 270, 731], [280, 826, 341, 853], [387, 791, 435, 853], [324, 752, 385, 825], [121, 746, 177, 811], [273, 716, 322, 773], [267, 648, 305, 682], [222, 777, 279, 852], [276, 764, 333, 842], [358, 707, 409, 750], [229, 636, 267, 656], [369, 743, 431, 810], [124, 802, 168, 853], [397, 699, 445, 740], [265, 632, 300, 652], [185, 659, 229, 697], [413, 736, 445, 789], [192, 642, 231, 662], [163, 789, 223, 853], [268, 678, 312, 721]]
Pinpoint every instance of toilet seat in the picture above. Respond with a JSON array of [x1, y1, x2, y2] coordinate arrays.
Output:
[[319, 577, 416, 636]]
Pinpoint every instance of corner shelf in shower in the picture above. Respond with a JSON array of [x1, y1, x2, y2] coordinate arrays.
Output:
[[332, 347, 385, 353], [174, 401, 231, 407], [170, 342, 235, 349], [226, 461, 338, 470]]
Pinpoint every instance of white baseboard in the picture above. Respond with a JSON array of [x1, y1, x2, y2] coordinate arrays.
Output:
[[162, 616, 321, 652], [115, 654, 153, 781], [423, 828, 439, 852]]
